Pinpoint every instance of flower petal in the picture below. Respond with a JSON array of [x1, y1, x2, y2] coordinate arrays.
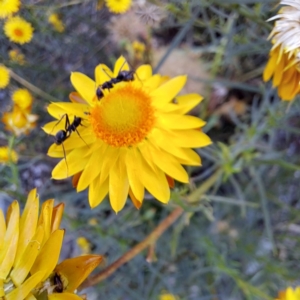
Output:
[[125, 149, 145, 202], [11, 226, 44, 286], [0, 201, 19, 280], [6, 271, 45, 300], [95, 64, 114, 85], [30, 229, 64, 281], [137, 152, 170, 203], [151, 75, 187, 106], [109, 155, 129, 213], [157, 113, 206, 130], [113, 55, 129, 77], [89, 176, 109, 208], [14, 189, 39, 267], [70, 72, 96, 105], [146, 141, 189, 183], [54, 255, 103, 292], [136, 64, 152, 81]]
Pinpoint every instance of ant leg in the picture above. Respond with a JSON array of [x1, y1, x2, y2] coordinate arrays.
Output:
[[74, 127, 90, 148], [64, 114, 71, 131], [61, 142, 69, 177], [50, 114, 67, 135]]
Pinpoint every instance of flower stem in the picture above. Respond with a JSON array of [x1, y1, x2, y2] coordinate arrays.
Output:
[[79, 206, 184, 289]]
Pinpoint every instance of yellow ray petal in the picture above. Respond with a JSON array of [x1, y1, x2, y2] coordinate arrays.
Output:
[[48, 293, 84, 300], [273, 52, 285, 87], [178, 148, 201, 166], [70, 72, 96, 105], [31, 229, 64, 281], [37, 199, 54, 245], [88, 176, 109, 208], [137, 153, 170, 203], [157, 113, 206, 130], [165, 129, 212, 148], [113, 56, 129, 77], [76, 145, 107, 192], [52, 148, 89, 180], [109, 156, 129, 213], [151, 75, 187, 106], [95, 64, 114, 85], [263, 49, 278, 81], [136, 64, 152, 81], [11, 226, 44, 287], [125, 149, 145, 201], [69, 92, 87, 104], [174, 93, 204, 114], [99, 146, 120, 185], [149, 129, 200, 163], [14, 189, 39, 266], [52, 102, 90, 118], [54, 255, 103, 292], [129, 189, 143, 209], [142, 74, 164, 91], [24, 293, 36, 300], [146, 141, 189, 183], [47, 103, 89, 120], [0, 201, 19, 280], [0, 210, 6, 250], [48, 134, 93, 154], [51, 203, 64, 232], [42, 120, 66, 136], [6, 271, 45, 300]]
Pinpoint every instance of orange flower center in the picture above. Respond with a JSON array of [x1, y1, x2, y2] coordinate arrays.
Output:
[[14, 28, 23, 37], [89, 84, 155, 147]]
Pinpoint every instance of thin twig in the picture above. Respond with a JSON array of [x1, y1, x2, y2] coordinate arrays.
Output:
[[79, 206, 184, 289], [9, 70, 60, 103]]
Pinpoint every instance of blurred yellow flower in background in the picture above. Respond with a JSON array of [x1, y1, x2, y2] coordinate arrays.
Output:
[[77, 237, 91, 255], [9, 49, 26, 65], [48, 13, 65, 33], [159, 292, 179, 300], [12, 88, 33, 111], [0, 65, 10, 89], [4, 16, 34, 44], [0, 146, 18, 164], [2, 105, 38, 136], [263, 0, 300, 101], [0, 0, 20, 19], [275, 286, 300, 300], [0, 188, 103, 300], [43, 56, 211, 213], [105, 0, 132, 14]]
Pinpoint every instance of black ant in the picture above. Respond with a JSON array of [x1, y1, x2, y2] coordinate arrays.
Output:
[[52, 114, 88, 174], [96, 62, 135, 100]]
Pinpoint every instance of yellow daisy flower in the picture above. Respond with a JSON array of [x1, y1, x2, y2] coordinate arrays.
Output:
[[105, 0, 132, 14], [276, 286, 300, 300], [0, 146, 18, 164], [0, 188, 103, 300], [263, 0, 300, 101], [12, 88, 33, 111], [43, 56, 211, 213], [76, 237, 91, 254], [0, 0, 20, 19], [2, 105, 38, 136], [9, 49, 26, 65], [0, 65, 10, 89], [159, 292, 179, 300], [4, 16, 34, 45], [48, 13, 65, 33]]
